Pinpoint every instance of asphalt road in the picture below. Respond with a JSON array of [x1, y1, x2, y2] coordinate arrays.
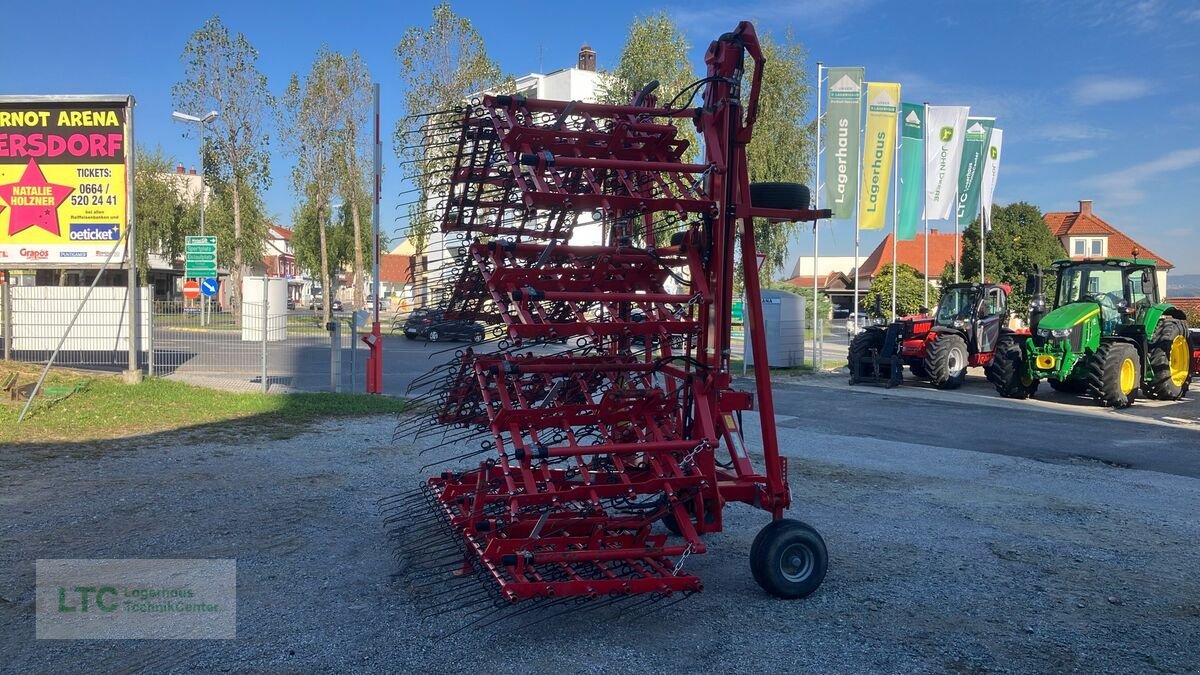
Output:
[[767, 371, 1200, 478]]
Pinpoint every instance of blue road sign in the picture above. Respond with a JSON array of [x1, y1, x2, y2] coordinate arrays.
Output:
[[200, 278, 219, 297]]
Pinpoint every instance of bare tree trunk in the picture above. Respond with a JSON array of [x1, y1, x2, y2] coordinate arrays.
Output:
[[317, 204, 332, 325], [231, 180, 244, 324], [350, 196, 364, 310]]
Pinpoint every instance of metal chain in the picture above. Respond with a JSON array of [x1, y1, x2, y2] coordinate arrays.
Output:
[[671, 543, 696, 576], [681, 440, 708, 468]]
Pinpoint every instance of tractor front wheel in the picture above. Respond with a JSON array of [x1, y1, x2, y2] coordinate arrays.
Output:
[[750, 519, 828, 599], [1087, 341, 1140, 408], [926, 334, 969, 389], [986, 335, 1038, 399], [1144, 318, 1190, 400]]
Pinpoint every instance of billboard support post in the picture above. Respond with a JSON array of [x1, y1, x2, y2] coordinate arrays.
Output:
[[124, 96, 141, 383], [1, 271, 11, 361]]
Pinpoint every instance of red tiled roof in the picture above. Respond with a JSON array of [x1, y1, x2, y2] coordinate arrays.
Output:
[[859, 231, 960, 279], [1172, 297, 1200, 316], [380, 254, 414, 284], [1044, 203, 1172, 269], [269, 224, 293, 240], [784, 272, 849, 289]]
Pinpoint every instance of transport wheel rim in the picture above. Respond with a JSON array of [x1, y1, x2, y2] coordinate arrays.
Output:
[[780, 543, 814, 582], [949, 347, 965, 375], [1169, 335, 1189, 387], [1120, 357, 1136, 394]]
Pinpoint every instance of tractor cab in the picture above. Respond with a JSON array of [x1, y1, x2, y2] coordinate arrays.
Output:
[[1050, 259, 1159, 336]]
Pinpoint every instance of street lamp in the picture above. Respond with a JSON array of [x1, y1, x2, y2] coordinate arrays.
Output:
[[173, 109, 220, 324]]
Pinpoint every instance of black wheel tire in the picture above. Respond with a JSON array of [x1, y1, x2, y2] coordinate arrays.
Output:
[[909, 360, 929, 379], [405, 334, 416, 341], [986, 334, 1037, 399], [1086, 341, 1140, 408], [749, 519, 828, 599], [926, 333, 969, 390], [1144, 318, 1189, 400], [471, 330, 485, 344], [1048, 378, 1086, 394], [847, 328, 888, 384], [750, 182, 811, 211], [427, 329, 440, 343]]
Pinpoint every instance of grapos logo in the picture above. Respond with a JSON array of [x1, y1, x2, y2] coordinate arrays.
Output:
[[990, 146, 999, 160], [940, 127, 954, 142]]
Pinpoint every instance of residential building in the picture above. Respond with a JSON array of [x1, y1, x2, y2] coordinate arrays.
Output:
[[1044, 199, 1172, 293]]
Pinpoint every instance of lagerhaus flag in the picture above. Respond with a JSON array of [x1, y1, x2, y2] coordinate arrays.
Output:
[[924, 105, 970, 221], [955, 117, 995, 225], [822, 67, 865, 220], [858, 83, 900, 230], [979, 128, 1004, 231], [896, 102, 924, 240]]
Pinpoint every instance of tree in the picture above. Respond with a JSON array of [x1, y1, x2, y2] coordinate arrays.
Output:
[[745, 31, 813, 283], [281, 48, 345, 324], [865, 264, 939, 322], [394, 3, 508, 258], [291, 191, 370, 300], [133, 146, 199, 285], [598, 12, 698, 164], [173, 16, 275, 323], [955, 202, 1065, 317], [331, 52, 374, 311]]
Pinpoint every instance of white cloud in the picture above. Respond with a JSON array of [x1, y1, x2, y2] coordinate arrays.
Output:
[[1088, 147, 1200, 206], [1027, 122, 1111, 141], [669, 0, 876, 32], [1042, 149, 1099, 164], [1072, 76, 1153, 105], [1182, 7, 1200, 22]]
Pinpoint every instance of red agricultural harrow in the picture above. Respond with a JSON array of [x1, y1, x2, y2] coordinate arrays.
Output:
[[384, 21, 830, 628]]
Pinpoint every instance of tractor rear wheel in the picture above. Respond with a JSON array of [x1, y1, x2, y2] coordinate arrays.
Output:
[[847, 329, 887, 384], [926, 333, 969, 389], [987, 334, 1038, 399], [1144, 318, 1189, 400], [750, 519, 828, 599], [1087, 341, 1140, 408]]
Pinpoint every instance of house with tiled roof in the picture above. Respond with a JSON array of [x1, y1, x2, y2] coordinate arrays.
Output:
[[1044, 199, 1172, 295]]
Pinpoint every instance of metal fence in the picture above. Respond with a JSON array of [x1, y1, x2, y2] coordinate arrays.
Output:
[[2, 282, 359, 393]]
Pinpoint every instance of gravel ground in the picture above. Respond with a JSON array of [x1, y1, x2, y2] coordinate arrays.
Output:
[[2, 415, 1198, 673]]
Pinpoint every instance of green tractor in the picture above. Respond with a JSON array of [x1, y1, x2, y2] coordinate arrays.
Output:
[[987, 257, 1192, 407]]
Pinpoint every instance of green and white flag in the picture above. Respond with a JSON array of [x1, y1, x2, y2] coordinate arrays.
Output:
[[897, 103, 924, 240], [979, 128, 1003, 231], [823, 67, 865, 220], [924, 105, 970, 221], [955, 117, 995, 225]]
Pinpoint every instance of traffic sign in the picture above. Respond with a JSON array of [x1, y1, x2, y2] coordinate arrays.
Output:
[[183, 280, 201, 300], [200, 278, 219, 297], [185, 235, 218, 278]]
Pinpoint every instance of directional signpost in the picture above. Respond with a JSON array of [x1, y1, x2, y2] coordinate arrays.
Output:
[[185, 236, 217, 325]]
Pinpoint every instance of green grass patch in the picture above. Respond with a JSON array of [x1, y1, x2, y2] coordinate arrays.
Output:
[[1, 362, 406, 445]]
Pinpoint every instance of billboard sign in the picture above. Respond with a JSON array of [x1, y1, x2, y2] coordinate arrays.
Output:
[[0, 96, 130, 266]]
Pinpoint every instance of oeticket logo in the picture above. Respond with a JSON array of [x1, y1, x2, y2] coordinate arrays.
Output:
[[69, 224, 119, 241]]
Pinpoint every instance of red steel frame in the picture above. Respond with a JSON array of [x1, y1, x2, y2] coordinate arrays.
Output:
[[409, 22, 826, 604]]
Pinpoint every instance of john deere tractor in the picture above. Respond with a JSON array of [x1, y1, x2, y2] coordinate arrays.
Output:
[[987, 258, 1192, 407]]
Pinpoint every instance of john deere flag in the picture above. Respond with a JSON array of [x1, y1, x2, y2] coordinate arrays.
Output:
[[823, 67, 864, 220], [924, 105, 969, 221], [858, 83, 900, 230], [955, 117, 995, 224], [896, 103, 924, 240], [979, 128, 1003, 231]]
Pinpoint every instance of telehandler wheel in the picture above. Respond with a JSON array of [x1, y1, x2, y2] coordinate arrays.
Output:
[[987, 334, 1038, 399], [1087, 341, 1140, 408], [926, 333, 968, 389], [750, 519, 828, 599], [847, 329, 887, 384], [1144, 318, 1189, 400], [909, 360, 929, 379]]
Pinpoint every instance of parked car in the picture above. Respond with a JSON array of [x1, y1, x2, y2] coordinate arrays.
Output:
[[308, 297, 344, 312], [286, 297, 297, 311], [845, 312, 882, 337], [402, 308, 485, 343]]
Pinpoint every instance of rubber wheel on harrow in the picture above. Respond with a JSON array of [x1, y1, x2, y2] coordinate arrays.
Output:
[[749, 182, 811, 211], [427, 329, 440, 343], [847, 329, 887, 384], [750, 519, 828, 599], [1143, 318, 1189, 400], [1087, 341, 1140, 408], [986, 334, 1038, 399], [926, 333, 968, 389]]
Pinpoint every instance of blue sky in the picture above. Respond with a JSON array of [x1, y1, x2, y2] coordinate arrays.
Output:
[[3, 0, 1197, 273]]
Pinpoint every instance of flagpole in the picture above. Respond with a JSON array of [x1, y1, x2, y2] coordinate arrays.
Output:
[[922, 102, 930, 311], [853, 79, 863, 329], [953, 186, 961, 283], [891, 102, 900, 319], [979, 203, 986, 282], [812, 62, 823, 369]]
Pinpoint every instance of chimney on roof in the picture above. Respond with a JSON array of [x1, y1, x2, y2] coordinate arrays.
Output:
[[578, 43, 596, 72], [929, 228, 939, 235], [189, 167, 197, 175], [176, 164, 185, 174], [1079, 199, 1093, 216]]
